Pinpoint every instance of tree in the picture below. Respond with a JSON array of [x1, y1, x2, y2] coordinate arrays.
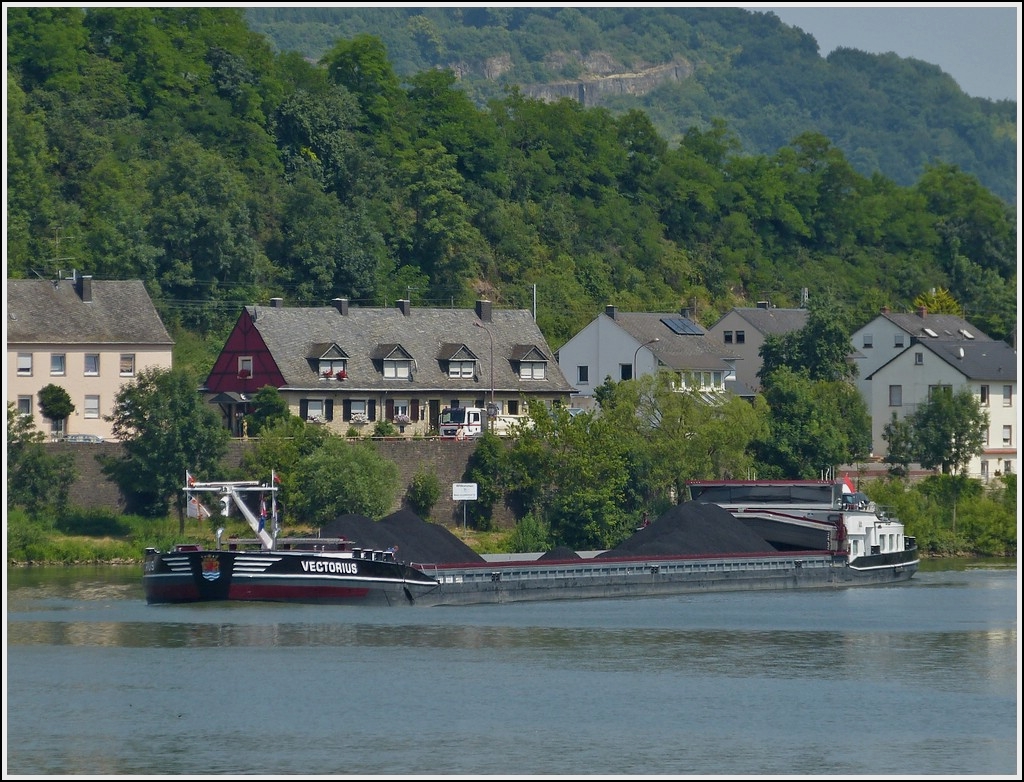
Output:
[[107, 367, 229, 523], [37, 384, 75, 436], [244, 385, 294, 437], [463, 431, 503, 530], [881, 412, 914, 478], [909, 387, 988, 476], [406, 468, 441, 518], [759, 292, 855, 385], [7, 402, 76, 517], [289, 437, 399, 525]]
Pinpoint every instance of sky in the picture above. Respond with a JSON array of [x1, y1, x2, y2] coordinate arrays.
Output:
[[743, 4, 1020, 102]]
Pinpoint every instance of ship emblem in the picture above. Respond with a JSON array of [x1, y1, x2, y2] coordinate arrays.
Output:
[[201, 555, 221, 581]]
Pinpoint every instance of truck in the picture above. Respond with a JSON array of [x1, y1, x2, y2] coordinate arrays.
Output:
[[438, 406, 531, 439]]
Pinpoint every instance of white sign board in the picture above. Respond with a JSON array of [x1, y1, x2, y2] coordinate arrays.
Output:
[[452, 482, 478, 501]]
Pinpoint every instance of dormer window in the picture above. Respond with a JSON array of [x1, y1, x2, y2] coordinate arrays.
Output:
[[319, 359, 347, 378], [384, 359, 412, 379], [238, 356, 253, 378], [519, 361, 546, 380], [449, 360, 475, 379]]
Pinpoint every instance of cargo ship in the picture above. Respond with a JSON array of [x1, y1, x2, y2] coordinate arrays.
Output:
[[143, 473, 918, 607]]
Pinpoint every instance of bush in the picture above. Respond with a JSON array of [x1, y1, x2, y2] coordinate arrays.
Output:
[[406, 469, 441, 518]]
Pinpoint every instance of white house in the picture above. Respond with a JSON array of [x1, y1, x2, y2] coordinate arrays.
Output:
[[868, 337, 1017, 480], [851, 306, 995, 408], [555, 305, 739, 408], [7, 272, 174, 441]]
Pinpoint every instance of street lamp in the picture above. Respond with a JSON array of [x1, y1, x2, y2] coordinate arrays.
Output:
[[474, 321, 496, 422], [633, 338, 660, 380]]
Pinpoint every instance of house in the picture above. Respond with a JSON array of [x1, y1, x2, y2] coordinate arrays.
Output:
[[851, 306, 996, 407], [6, 272, 174, 441], [203, 298, 574, 436], [704, 303, 809, 392], [867, 336, 1017, 480], [554, 305, 740, 407]]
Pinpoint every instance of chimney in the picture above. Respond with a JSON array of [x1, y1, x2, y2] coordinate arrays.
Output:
[[605, 305, 617, 319], [270, 297, 284, 308], [397, 299, 411, 317], [78, 274, 93, 303], [475, 299, 492, 323], [917, 306, 927, 318], [332, 298, 349, 316], [881, 306, 890, 315]]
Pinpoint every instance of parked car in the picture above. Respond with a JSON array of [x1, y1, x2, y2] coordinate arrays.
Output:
[[63, 434, 105, 443]]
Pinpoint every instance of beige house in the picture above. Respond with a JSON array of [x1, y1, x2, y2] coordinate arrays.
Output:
[[202, 298, 574, 436], [6, 273, 174, 441]]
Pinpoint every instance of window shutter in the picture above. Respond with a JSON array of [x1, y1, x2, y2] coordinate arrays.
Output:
[[299, 400, 308, 420], [368, 400, 376, 421], [385, 399, 394, 419], [411, 398, 420, 422], [343, 399, 352, 421], [325, 399, 334, 421]]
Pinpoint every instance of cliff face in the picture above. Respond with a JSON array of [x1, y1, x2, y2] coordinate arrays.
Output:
[[522, 59, 693, 106], [446, 52, 693, 107]]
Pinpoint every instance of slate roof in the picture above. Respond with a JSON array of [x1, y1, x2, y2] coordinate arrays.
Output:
[[878, 311, 993, 341], [607, 311, 736, 371], [869, 339, 1017, 381], [245, 303, 574, 395], [6, 278, 173, 345], [719, 307, 809, 335]]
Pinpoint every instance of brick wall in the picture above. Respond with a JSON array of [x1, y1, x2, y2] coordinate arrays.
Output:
[[46, 439, 515, 528]]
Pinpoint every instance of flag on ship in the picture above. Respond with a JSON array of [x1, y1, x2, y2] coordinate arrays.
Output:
[[842, 474, 856, 494], [187, 496, 211, 520]]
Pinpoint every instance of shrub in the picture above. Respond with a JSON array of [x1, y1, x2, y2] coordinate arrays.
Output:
[[406, 469, 441, 517]]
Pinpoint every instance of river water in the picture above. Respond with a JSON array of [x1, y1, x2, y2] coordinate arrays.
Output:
[[4, 560, 1018, 777]]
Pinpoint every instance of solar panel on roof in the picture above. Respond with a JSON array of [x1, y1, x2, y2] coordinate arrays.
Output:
[[661, 317, 704, 335]]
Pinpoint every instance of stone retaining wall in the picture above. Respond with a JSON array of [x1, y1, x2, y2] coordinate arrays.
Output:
[[46, 439, 516, 528]]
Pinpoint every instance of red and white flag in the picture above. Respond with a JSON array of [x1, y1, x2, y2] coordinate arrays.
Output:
[[187, 496, 211, 520], [842, 475, 856, 494]]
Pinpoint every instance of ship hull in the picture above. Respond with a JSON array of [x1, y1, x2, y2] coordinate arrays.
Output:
[[144, 547, 919, 607]]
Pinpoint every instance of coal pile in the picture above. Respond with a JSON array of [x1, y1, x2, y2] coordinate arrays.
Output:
[[598, 501, 776, 557], [319, 509, 485, 565]]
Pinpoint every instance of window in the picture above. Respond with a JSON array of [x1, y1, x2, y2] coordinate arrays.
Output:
[[17, 396, 32, 416], [84, 354, 100, 376], [862, 334, 873, 349], [980, 385, 990, 406], [51, 353, 66, 376], [620, 364, 632, 381], [928, 384, 952, 399], [393, 399, 410, 418], [980, 461, 989, 480], [306, 399, 324, 421], [84, 395, 100, 419], [519, 361, 546, 380], [1002, 426, 1012, 447], [577, 365, 589, 384], [119, 354, 135, 376], [889, 385, 902, 407], [735, 331, 745, 345], [238, 356, 253, 377], [17, 353, 32, 376], [1003, 385, 1013, 407], [894, 334, 905, 348], [319, 359, 346, 378], [384, 359, 411, 379], [712, 371, 724, 388], [448, 360, 474, 379], [914, 352, 923, 365], [723, 330, 733, 344]]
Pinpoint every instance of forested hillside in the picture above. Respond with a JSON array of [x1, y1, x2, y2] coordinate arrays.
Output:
[[245, 6, 1017, 204], [6, 7, 1016, 374]]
